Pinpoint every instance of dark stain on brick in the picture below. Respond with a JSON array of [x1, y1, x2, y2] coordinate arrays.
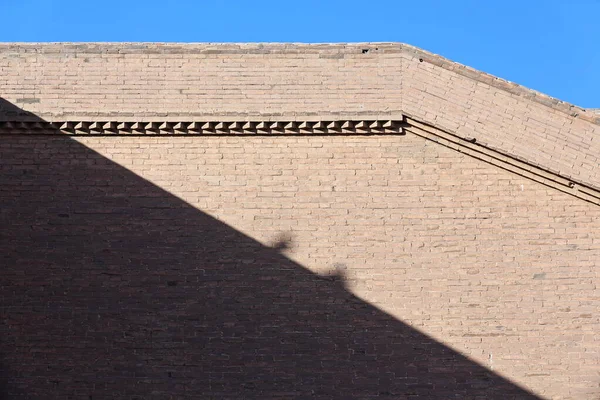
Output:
[[319, 53, 345, 59], [16, 98, 40, 104]]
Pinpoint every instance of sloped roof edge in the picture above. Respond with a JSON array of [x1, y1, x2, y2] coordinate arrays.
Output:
[[400, 44, 600, 126]]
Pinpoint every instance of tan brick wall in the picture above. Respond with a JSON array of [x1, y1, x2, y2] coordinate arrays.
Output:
[[89, 134, 600, 399], [0, 43, 404, 120], [5, 133, 594, 399], [1, 43, 600, 399]]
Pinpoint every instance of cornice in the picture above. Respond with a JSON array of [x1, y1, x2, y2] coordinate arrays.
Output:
[[0, 119, 406, 135]]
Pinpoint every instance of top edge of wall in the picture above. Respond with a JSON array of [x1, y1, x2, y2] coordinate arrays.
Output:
[[1, 42, 597, 125], [0, 42, 404, 54]]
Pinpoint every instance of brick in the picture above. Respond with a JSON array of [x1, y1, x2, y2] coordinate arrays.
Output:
[[1, 43, 599, 400]]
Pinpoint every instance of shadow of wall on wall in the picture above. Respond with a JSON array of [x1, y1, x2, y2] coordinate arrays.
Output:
[[0, 99, 540, 399]]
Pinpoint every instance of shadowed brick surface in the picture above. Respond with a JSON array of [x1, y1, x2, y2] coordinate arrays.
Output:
[[1, 135, 544, 400], [1, 43, 600, 399], [80, 135, 600, 399]]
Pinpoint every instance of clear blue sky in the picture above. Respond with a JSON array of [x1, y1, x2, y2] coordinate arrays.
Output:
[[2, 0, 599, 107]]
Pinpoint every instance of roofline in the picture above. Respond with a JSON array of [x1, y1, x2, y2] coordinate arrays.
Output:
[[400, 44, 600, 126], [1, 42, 598, 126]]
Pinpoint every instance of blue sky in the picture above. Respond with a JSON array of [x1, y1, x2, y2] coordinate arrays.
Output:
[[2, 0, 599, 107]]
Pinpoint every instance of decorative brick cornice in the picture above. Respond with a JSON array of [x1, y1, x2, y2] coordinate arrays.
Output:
[[0, 119, 406, 135]]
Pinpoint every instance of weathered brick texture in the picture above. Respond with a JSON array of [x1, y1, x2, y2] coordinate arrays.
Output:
[[1, 43, 599, 399]]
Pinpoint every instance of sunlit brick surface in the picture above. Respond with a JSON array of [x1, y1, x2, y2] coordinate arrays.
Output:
[[1, 43, 599, 399]]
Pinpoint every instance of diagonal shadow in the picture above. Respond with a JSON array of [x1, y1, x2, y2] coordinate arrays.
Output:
[[0, 99, 540, 399]]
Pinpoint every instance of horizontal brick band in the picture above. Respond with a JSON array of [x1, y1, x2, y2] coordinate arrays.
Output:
[[0, 119, 407, 135]]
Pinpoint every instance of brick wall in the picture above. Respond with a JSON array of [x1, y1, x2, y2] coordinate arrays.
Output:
[[1, 43, 600, 399], [2, 134, 599, 399], [0, 43, 404, 120], [77, 135, 600, 400]]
